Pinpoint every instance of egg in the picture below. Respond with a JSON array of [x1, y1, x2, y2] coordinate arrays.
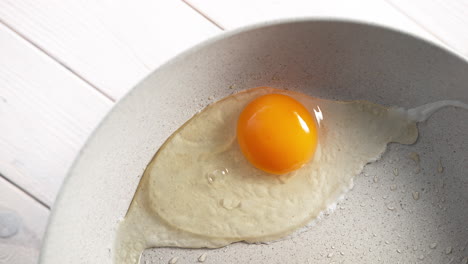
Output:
[[114, 87, 419, 263], [237, 93, 318, 175]]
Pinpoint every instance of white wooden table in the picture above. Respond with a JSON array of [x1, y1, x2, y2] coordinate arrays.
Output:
[[0, 1, 467, 263]]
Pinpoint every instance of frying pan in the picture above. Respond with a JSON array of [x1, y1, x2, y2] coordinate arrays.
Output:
[[40, 19, 468, 263]]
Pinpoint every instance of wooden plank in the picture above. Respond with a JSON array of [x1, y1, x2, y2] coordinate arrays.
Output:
[[185, 0, 443, 46], [387, 0, 468, 58], [0, 0, 221, 100], [0, 23, 113, 206], [0, 176, 49, 264]]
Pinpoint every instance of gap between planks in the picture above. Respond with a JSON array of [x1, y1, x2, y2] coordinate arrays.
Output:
[[0, 0, 220, 207], [0, 173, 50, 210], [0, 19, 116, 102], [0, 18, 115, 206], [182, 0, 226, 30]]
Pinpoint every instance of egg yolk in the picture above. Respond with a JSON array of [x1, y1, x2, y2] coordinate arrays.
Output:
[[237, 92, 318, 175]]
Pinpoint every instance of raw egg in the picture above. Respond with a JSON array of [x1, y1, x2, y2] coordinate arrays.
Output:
[[114, 87, 420, 263]]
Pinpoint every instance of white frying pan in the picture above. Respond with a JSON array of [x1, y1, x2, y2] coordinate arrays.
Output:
[[40, 19, 468, 263]]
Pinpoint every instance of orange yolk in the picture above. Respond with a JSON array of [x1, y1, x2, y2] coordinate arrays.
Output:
[[237, 93, 318, 175]]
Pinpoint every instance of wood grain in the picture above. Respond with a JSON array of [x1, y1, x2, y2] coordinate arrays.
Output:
[[0, 0, 221, 100], [185, 0, 443, 45], [0, 176, 49, 264], [0, 23, 112, 206]]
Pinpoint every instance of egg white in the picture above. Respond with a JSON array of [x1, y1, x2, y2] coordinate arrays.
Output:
[[114, 87, 418, 263]]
